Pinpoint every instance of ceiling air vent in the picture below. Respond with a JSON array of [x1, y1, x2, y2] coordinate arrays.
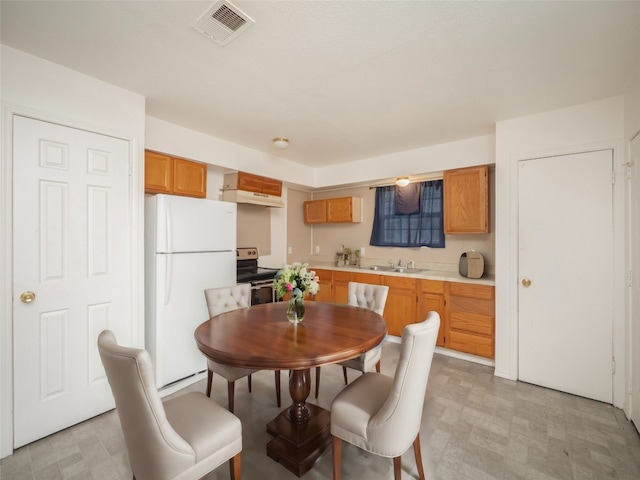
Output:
[[192, 0, 254, 46]]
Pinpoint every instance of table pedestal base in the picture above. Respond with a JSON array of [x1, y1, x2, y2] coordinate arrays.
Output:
[[266, 403, 331, 477]]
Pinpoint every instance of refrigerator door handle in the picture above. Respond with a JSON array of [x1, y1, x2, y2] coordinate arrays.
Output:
[[165, 202, 172, 253], [163, 255, 173, 305]]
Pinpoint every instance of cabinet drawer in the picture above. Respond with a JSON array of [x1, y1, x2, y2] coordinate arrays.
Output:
[[312, 269, 333, 281], [420, 279, 444, 294], [448, 295, 494, 317], [383, 276, 416, 291], [449, 311, 493, 336], [350, 272, 381, 285], [447, 331, 493, 358], [334, 271, 350, 282], [448, 282, 494, 300]]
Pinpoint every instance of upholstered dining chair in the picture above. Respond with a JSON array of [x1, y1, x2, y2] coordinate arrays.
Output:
[[204, 284, 281, 413], [97, 330, 242, 480], [315, 282, 389, 398], [330, 311, 440, 480]]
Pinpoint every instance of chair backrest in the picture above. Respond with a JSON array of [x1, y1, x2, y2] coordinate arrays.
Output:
[[97, 330, 195, 480], [368, 311, 440, 453], [347, 282, 389, 315], [204, 283, 251, 317]]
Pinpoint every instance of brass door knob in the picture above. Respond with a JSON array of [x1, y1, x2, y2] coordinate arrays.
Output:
[[20, 291, 36, 303], [521, 278, 531, 287]]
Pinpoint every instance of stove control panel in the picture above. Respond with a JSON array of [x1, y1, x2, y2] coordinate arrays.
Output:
[[237, 247, 259, 260]]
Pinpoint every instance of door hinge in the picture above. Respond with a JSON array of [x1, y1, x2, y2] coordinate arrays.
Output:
[[628, 270, 633, 288], [612, 356, 616, 375], [611, 170, 616, 184]]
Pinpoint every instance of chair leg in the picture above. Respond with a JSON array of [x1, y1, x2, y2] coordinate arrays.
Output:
[[413, 434, 425, 480], [375, 360, 381, 373], [315, 366, 321, 398], [342, 366, 348, 384], [229, 452, 241, 480], [227, 380, 236, 413], [275, 370, 281, 407], [247, 373, 252, 392], [332, 435, 342, 480], [206, 368, 213, 397], [393, 455, 402, 480]]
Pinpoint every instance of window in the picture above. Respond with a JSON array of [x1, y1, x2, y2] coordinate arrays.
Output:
[[369, 180, 445, 248]]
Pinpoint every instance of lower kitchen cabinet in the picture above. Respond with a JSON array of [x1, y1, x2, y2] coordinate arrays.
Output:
[[349, 271, 381, 286], [417, 279, 445, 346], [306, 266, 495, 360], [333, 271, 350, 304], [382, 276, 417, 337], [445, 282, 495, 358], [310, 268, 333, 302]]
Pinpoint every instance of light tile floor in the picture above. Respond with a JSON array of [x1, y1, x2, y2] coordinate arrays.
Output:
[[2, 342, 640, 480]]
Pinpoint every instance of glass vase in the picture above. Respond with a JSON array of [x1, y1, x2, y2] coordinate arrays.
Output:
[[286, 296, 305, 324]]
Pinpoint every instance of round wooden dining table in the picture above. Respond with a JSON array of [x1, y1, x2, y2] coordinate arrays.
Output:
[[194, 301, 387, 477]]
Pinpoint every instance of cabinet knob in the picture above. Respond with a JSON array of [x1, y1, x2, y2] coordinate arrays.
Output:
[[521, 278, 531, 287]]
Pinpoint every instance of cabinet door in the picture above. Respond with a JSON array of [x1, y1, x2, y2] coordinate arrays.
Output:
[[417, 279, 445, 346], [261, 176, 282, 196], [236, 171, 264, 194], [326, 197, 352, 222], [304, 200, 327, 224], [444, 165, 489, 233], [145, 151, 173, 194], [333, 271, 350, 304], [383, 276, 416, 337], [310, 268, 333, 302], [173, 158, 207, 198]]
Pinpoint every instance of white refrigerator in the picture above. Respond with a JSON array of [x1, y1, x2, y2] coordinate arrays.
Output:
[[145, 194, 237, 388]]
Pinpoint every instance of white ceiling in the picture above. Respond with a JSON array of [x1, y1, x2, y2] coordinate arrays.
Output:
[[1, 1, 639, 167]]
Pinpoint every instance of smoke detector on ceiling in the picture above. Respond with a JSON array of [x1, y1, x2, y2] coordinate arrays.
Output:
[[192, 0, 255, 46]]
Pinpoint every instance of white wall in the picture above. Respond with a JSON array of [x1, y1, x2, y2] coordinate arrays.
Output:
[[494, 96, 627, 410], [625, 82, 640, 425], [147, 118, 497, 268], [0, 46, 146, 458], [314, 134, 496, 188]]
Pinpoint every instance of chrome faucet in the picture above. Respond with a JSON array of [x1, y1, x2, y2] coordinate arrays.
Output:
[[397, 259, 403, 267]]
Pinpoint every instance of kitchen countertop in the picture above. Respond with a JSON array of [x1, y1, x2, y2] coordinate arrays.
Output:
[[308, 262, 495, 286]]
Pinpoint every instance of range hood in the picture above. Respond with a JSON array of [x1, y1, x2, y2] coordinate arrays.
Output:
[[222, 189, 284, 207]]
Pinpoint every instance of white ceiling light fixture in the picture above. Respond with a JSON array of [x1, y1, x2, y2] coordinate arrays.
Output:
[[273, 137, 289, 149], [395, 177, 410, 187]]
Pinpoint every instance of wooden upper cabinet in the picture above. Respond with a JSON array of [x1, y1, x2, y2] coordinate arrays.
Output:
[[304, 200, 327, 224], [233, 171, 282, 196], [173, 158, 207, 198], [145, 151, 206, 198], [144, 151, 173, 193], [444, 165, 489, 234], [303, 197, 362, 224]]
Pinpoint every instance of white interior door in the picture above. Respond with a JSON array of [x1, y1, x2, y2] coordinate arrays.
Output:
[[518, 150, 613, 403], [631, 133, 640, 428], [12, 115, 131, 447]]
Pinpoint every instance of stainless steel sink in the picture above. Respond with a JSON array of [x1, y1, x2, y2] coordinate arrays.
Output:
[[392, 267, 424, 274], [368, 265, 394, 271]]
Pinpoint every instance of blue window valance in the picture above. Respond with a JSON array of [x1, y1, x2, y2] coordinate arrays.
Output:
[[369, 180, 445, 248]]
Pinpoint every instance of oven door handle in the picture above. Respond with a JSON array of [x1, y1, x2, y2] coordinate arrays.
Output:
[[250, 279, 274, 288]]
